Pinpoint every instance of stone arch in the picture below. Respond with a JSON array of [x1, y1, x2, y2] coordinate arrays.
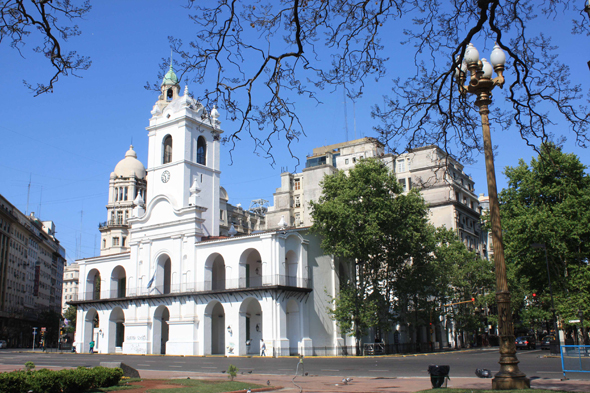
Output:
[[197, 135, 207, 165], [83, 308, 99, 353], [286, 299, 301, 355], [108, 307, 125, 353], [163, 135, 173, 164], [153, 305, 170, 355], [86, 269, 101, 300], [204, 301, 225, 355], [110, 265, 126, 298], [205, 253, 225, 291], [154, 253, 172, 294], [239, 297, 263, 355], [239, 248, 262, 288]]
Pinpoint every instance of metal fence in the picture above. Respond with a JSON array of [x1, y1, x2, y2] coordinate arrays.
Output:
[[73, 274, 311, 301], [284, 343, 448, 357], [560, 345, 590, 379]]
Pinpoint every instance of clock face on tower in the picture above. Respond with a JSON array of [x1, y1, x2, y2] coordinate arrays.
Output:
[[161, 170, 171, 183]]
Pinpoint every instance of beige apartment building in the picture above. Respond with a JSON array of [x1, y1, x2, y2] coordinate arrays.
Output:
[[0, 194, 66, 347], [266, 138, 484, 255]]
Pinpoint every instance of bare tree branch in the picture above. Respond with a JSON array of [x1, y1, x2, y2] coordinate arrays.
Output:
[[146, 0, 588, 164], [1, 0, 92, 96]]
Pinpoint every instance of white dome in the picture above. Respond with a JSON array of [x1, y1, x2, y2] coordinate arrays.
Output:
[[114, 146, 146, 179]]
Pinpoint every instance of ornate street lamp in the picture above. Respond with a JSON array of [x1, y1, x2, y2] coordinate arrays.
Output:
[[456, 43, 530, 389]]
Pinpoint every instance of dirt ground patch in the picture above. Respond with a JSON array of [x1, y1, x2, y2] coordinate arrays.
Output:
[[109, 379, 181, 392]]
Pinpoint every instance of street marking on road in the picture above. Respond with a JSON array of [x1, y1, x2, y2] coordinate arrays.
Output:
[[321, 369, 340, 371], [137, 364, 151, 366], [169, 366, 183, 368]]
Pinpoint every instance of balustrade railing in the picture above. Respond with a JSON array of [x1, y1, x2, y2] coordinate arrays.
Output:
[[71, 274, 311, 301]]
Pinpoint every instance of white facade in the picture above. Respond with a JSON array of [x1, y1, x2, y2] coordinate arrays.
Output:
[[72, 68, 340, 356]]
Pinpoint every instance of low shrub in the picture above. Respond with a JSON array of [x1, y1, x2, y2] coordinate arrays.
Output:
[[0, 365, 124, 393]]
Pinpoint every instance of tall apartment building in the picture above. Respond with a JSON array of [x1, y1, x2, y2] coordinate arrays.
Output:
[[266, 138, 483, 254], [0, 194, 66, 347]]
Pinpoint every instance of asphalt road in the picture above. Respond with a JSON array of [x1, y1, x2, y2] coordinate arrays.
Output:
[[0, 347, 587, 380]]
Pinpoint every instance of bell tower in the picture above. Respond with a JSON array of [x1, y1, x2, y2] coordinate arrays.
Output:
[[144, 64, 223, 237]]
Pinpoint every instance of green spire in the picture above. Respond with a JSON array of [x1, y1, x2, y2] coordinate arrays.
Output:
[[162, 55, 179, 86]]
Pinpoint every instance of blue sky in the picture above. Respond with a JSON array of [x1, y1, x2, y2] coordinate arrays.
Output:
[[1, 1, 588, 264]]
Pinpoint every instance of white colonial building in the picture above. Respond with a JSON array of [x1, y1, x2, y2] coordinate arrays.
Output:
[[72, 66, 341, 356]]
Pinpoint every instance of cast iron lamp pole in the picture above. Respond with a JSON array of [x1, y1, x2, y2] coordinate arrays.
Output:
[[532, 243, 561, 353], [578, 310, 587, 345], [456, 43, 530, 390]]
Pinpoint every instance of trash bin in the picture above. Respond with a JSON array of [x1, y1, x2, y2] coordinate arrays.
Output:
[[428, 365, 450, 388]]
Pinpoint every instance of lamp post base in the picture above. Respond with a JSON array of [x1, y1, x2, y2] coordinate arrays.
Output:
[[492, 375, 530, 390]]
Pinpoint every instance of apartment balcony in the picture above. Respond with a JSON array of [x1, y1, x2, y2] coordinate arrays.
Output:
[[70, 274, 311, 302], [98, 220, 129, 230]]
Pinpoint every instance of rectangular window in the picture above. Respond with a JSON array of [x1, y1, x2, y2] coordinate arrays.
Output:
[[398, 178, 407, 191], [397, 159, 406, 173], [294, 195, 301, 208], [408, 178, 413, 190], [112, 237, 120, 246], [345, 158, 349, 164], [294, 178, 301, 190]]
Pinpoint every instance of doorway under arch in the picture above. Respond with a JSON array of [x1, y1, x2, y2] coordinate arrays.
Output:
[[111, 266, 126, 298], [153, 306, 170, 355], [83, 308, 99, 353], [155, 255, 172, 294], [286, 299, 301, 355], [205, 254, 226, 291], [285, 250, 298, 287], [239, 298, 263, 355], [204, 301, 225, 355], [87, 269, 101, 300], [108, 307, 125, 353]]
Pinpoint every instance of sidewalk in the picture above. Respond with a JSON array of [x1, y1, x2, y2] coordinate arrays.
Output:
[[1, 364, 589, 392]]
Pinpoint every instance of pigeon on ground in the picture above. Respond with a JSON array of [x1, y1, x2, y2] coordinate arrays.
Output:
[[221, 370, 226, 373], [342, 378, 348, 385], [304, 372, 308, 376], [346, 377, 353, 383], [247, 370, 252, 374], [267, 380, 270, 386]]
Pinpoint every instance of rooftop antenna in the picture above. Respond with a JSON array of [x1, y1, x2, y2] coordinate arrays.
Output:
[[26, 174, 31, 215], [343, 87, 349, 142], [78, 209, 83, 259], [353, 101, 357, 140], [38, 186, 43, 219]]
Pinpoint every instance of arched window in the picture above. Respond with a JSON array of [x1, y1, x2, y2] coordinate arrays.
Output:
[[163, 135, 173, 164], [197, 136, 206, 165]]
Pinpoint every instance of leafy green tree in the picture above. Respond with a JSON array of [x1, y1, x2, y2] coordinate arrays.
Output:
[[63, 305, 77, 334], [432, 227, 494, 348], [310, 158, 436, 350], [500, 143, 590, 332], [38, 310, 62, 347]]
